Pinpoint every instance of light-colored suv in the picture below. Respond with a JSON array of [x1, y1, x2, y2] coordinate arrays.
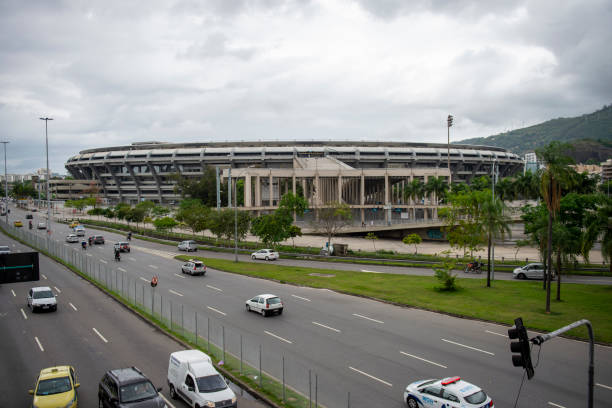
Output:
[[27, 286, 57, 312], [251, 249, 279, 261], [246, 294, 283, 317], [181, 260, 207, 276], [178, 240, 198, 252]]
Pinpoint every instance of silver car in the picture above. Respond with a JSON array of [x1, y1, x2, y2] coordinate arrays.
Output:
[[178, 240, 198, 252], [245, 294, 283, 317], [513, 263, 554, 280], [181, 260, 207, 276], [251, 249, 279, 261], [27, 286, 57, 312], [66, 234, 79, 243]]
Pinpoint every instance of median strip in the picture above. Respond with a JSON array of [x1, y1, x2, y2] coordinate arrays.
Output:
[[92, 328, 108, 343], [264, 330, 293, 344], [441, 338, 495, 356], [400, 351, 447, 368], [348, 366, 392, 387]]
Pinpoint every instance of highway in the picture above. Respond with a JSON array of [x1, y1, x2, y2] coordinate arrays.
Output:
[[4, 205, 612, 407]]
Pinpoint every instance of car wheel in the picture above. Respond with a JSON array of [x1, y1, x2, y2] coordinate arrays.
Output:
[[518, 273, 526, 280], [246, 304, 250, 312], [263, 309, 268, 317], [251, 255, 256, 260], [169, 384, 178, 400], [128, 249, 130, 253], [278, 309, 283, 315], [406, 396, 419, 408], [194, 248, 197, 252], [265, 256, 269, 261]]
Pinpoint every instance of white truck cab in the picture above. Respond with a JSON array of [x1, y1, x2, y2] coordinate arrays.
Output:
[[167, 350, 237, 408]]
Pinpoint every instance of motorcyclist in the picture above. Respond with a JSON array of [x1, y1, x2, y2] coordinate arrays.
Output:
[[29, 220, 33, 229], [114, 247, 121, 261], [88, 236, 93, 246], [81, 240, 87, 250], [127, 231, 132, 241]]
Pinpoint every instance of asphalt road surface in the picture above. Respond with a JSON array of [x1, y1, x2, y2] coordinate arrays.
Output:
[[4, 205, 612, 407]]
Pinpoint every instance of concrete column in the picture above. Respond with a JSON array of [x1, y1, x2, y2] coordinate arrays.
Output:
[[338, 175, 342, 203], [360, 174, 365, 205], [255, 176, 261, 207], [315, 174, 320, 207], [269, 174, 273, 206], [244, 175, 252, 208]]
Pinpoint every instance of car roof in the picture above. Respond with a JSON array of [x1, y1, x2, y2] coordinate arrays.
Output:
[[39, 366, 72, 380], [32, 286, 52, 292], [189, 361, 219, 377], [258, 294, 279, 299], [108, 367, 148, 384], [436, 377, 482, 397], [118, 241, 129, 244]]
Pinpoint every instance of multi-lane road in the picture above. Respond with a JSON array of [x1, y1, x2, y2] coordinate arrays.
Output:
[[3, 205, 612, 407]]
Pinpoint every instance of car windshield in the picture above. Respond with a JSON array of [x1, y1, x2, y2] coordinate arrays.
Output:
[[464, 390, 487, 404], [33, 290, 54, 299], [196, 374, 227, 393], [0, 246, 9, 251], [120, 380, 157, 403], [36, 377, 71, 396], [267, 297, 281, 305], [193, 262, 203, 267]]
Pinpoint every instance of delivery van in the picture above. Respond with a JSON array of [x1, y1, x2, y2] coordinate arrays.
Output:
[[167, 350, 237, 408]]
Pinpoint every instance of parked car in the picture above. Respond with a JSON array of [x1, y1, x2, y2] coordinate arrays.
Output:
[[29, 366, 80, 408], [178, 240, 198, 252], [27, 286, 57, 312], [14, 220, 23, 227], [251, 248, 279, 261], [181, 260, 207, 276], [167, 350, 237, 408], [246, 294, 284, 317], [0, 245, 10, 254], [26, 214, 33, 219], [98, 367, 164, 408], [513, 263, 552, 280], [90, 235, 105, 244], [404, 376, 494, 408], [37, 222, 47, 230], [116, 241, 130, 252], [66, 234, 79, 243]]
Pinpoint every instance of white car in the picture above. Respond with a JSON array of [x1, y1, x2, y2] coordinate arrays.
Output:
[[74, 226, 85, 236], [0, 245, 10, 254], [37, 222, 47, 230], [251, 249, 279, 261], [181, 260, 207, 276], [27, 286, 57, 312], [245, 294, 283, 317], [513, 263, 552, 280], [404, 376, 494, 408], [178, 240, 198, 252], [66, 234, 79, 243]]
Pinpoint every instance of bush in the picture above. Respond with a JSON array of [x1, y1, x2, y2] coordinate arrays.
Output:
[[433, 258, 458, 291]]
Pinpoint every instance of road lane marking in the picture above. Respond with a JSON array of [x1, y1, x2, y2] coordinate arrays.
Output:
[[86, 253, 92, 257], [140, 277, 150, 283], [129, 257, 136, 261], [265, 330, 292, 344], [93, 328, 108, 343], [53, 286, 61, 293], [99, 259, 107, 264], [207, 306, 226, 316], [118, 267, 126, 272], [485, 330, 506, 337], [312, 321, 341, 333], [597, 383, 612, 391], [360, 269, 383, 273], [348, 366, 392, 387], [206, 284, 222, 292], [400, 351, 447, 368], [64, 243, 69, 247], [441, 339, 495, 356], [169, 289, 184, 297], [69, 303, 78, 311], [41, 274, 47, 279], [352, 313, 384, 324], [174, 273, 186, 279], [148, 265, 158, 269], [292, 294, 311, 302], [11, 289, 16, 297], [21, 308, 28, 320], [548, 403, 566, 408], [34, 336, 44, 351]]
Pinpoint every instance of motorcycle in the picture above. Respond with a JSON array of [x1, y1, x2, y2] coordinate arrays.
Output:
[[81, 241, 87, 250], [29, 221, 33, 230], [114, 250, 121, 262], [464, 262, 482, 274]]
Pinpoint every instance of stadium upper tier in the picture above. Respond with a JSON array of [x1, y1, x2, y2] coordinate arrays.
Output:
[[65, 141, 523, 204]]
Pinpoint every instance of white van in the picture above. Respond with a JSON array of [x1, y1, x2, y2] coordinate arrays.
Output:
[[74, 225, 85, 236], [167, 350, 237, 408]]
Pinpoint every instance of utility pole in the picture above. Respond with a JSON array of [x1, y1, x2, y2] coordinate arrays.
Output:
[[216, 166, 221, 210], [447, 115, 453, 184], [234, 178, 238, 263], [1, 141, 8, 224], [40, 117, 53, 243], [491, 159, 497, 280]]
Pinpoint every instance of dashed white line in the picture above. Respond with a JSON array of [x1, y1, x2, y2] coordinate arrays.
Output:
[[264, 330, 293, 344], [292, 294, 311, 302], [99, 259, 107, 264], [207, 306, 226, 316], [597, 383, 612, 391], [312, 321, 341, 333], [206, 284, 222, 292], [485, 330, 507, 337], [92, 328, 108, 343], [11, 289, 16, 297], [118, 267, 126, 272], [148, 265, 158, 269], [129, 257, 136, 261], [348, 366, 392, 387], [21, 308, 28, 320], [86, 253, 92, 257], [140, 277, 150, 283], [53, 286, 61, 294], [441, 339, 495, 356], [69, 303, 78, 311], [64, 243, 69, 247], [400, 351, 447, 368], [34, 336, 45, 351], [174, 273, 186, 279], [548, 402, 566, 408], [169, 289, 183, 297], [352, 313, 384, 324], [41, 274, 47, 280], [158, 393, 177, 408]]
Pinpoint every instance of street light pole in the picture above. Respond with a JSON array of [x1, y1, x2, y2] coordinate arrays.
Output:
[[40, 117, 53, 241], [447, 115, 453, 185], [1, 141, 8, 224]]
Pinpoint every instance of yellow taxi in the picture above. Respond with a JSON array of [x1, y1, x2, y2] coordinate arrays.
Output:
[[29, 366, 79, 408], [69, 221, 80, 228], [14, 220, 23, 227]]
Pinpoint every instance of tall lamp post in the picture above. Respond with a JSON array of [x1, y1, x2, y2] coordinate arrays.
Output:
[[1, 141, 8, 224], [447, 114, 453, 185], [40, 117, 53, 242]]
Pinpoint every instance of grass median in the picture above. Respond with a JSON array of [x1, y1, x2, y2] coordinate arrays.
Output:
[[177, 255, 612, 344]]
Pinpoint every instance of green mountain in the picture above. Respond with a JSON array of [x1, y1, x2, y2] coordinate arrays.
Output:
[[458, 104, 612, 160]]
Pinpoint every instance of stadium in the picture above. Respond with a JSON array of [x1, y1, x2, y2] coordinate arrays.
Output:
[[65, 141, 523, 225]]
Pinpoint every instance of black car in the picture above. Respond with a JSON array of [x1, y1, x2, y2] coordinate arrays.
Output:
[[90, 235, 105, 244], [26, 214, 33, 219], [99, 367, 165, 408]]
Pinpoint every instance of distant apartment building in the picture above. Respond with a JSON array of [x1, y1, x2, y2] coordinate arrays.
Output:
[[34, 179, 101, 201], [524, 152, 539, 173], [602, 159, 612, 183]]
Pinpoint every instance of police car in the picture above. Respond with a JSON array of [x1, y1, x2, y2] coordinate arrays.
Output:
[[404, 376, 494, 408]]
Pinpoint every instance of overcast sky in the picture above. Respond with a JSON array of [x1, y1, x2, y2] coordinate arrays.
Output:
[[1, 0, 611, 175]]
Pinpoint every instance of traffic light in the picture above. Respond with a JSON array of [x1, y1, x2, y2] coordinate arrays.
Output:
[[508, 317, 534, 379]]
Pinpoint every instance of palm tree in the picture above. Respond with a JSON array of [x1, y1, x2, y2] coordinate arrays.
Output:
[[495, 177, 515, 201], [404, 179, 424, 204], [514, 170, 539, 200], [585, 196, 612, 273], [536, 141, 574, 313], [425, 176, 449, 204], [478, 192, 512, 287]]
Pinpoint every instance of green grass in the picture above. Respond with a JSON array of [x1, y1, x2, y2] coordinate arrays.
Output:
[[178, 255, 612, 343]]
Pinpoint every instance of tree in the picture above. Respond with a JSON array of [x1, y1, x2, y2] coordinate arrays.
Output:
[[172, 167, 227, 207], [153, 216, 178, 233], [514, 170, 539, 200], [470, 175, 491, 191], [115, 203, 132, 223], [479, 192, 512, 287], [404, 179, 424, 204], [151, 205, 170, 218], [126, 207, 146, 230], [315, 202, 352, 251], [365, 232, 378, 251], [440, 191, 485, 257], [135, 200, 156, 218], [251, 214, 291, 247], [288, 225, 302, 247], [425, 176, 448, 204], [495, 177, 515, 201], [402, 233, 422, 254], [209, 208, 250, 241], [175, 199, 209, 237], [585, 195, 612, 273], [10, 181, 37, 199], [536, 141, 574, 313], [278, 192, 308, 217]]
